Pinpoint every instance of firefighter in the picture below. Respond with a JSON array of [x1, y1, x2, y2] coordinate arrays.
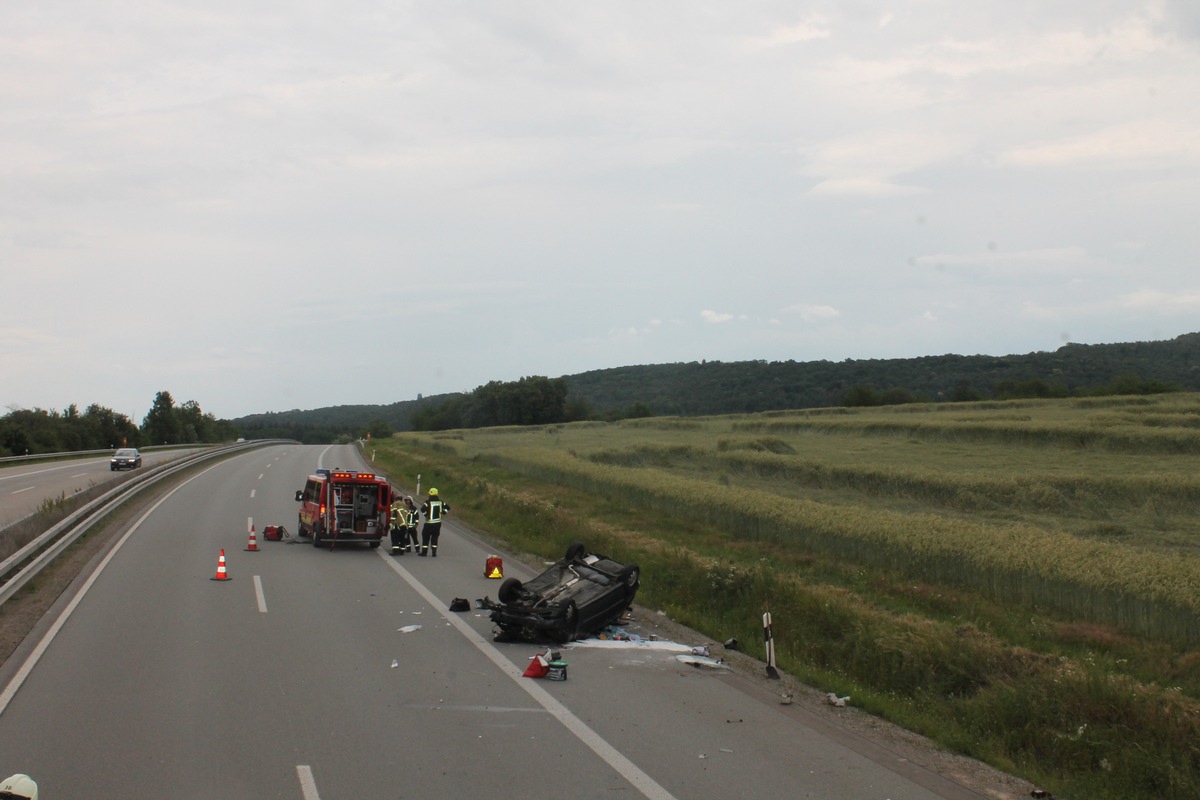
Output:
[[402, 496, 420, 552], [388, 491, 410, 555], [418, 488, 449, 557]]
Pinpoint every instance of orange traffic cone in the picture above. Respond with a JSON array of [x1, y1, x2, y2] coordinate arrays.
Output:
[[245, 525, 259, 552], [211, 548, 231, 581]]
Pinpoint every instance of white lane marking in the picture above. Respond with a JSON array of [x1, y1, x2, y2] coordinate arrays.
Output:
[[0, 460, 229, 718], [11, 487, 33, 495], [253, 575, 268, 613], [297, 765, 321, 800], [250, 489, 256, 499], [258, 473, 264, 480], [0, 463, 85, 483], [377, 551, 678, 800], [71, 473, 88, 478]]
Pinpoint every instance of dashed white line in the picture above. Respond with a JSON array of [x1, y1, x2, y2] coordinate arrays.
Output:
[[250, 489, 256, 499], [253, 575, 267, 613], [11, 487, 32, 495], [258, 473, 264, 480], [297, 765, 320, 800]]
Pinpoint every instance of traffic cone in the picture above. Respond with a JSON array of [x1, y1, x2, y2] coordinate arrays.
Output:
[[245, 525, 260, 552], [211, 549, 231, 581]]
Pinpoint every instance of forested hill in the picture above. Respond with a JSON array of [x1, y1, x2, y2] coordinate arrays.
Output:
[[233, 332, 1200, 438], [562, 332, 1200, 416]]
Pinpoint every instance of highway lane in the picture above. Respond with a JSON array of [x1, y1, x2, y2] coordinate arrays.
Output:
[[0, 449, 200, 528], [0, 443, 987, 799]]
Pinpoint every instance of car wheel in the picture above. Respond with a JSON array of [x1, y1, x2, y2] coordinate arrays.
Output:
[[556, 601, 579, 643], [498, 577, 524, 604], [312, 523, 324, 548], [564, 541, 586, 561], [620, 564, 641, 591]]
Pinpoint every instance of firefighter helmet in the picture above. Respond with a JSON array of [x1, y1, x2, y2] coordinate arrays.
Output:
[[0, 774, 38, 799], [429, 488, 438, 496]]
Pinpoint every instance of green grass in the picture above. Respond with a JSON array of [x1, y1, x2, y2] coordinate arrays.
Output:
[[369, 393, 1200, 800]]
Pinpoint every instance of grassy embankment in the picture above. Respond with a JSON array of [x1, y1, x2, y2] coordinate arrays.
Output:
[[370, 393, 1200, 800]]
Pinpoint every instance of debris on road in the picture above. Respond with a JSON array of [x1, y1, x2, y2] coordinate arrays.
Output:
[[675, 653, 730, 670], [398, 625, 422, 633], [826, 692, 850, 707]]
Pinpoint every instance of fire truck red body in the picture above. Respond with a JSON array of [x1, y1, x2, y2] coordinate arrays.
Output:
[[295, 468, 394, 548]]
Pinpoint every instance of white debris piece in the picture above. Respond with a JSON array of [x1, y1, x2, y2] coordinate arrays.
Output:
[[826, 693, 850, 707]]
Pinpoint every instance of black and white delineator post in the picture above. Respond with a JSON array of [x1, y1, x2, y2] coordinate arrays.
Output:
[[763, 605, 780, 680]]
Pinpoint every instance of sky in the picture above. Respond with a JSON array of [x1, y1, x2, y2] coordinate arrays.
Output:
[[3, 1, 1199, 422]]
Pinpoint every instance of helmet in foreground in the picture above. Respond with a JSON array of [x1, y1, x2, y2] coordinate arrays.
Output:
[[429, 488, 438, 496], [0, 774, 38, 800]]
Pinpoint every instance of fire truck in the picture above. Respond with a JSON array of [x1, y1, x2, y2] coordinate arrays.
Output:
[[294, 468, 394, 548]]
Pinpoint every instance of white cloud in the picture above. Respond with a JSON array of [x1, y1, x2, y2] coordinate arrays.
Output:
[[701, 310, 734, 324], [785, 304, 841, 322]]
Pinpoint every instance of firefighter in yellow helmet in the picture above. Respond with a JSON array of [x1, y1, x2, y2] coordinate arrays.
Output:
[[418, 487, 449, 557]]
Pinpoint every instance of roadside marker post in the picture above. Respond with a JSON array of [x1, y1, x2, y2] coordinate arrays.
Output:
[[764, 605, 780, 680]]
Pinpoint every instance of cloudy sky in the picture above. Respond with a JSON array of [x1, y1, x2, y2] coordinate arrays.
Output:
[[3, 2, 1198, 421]]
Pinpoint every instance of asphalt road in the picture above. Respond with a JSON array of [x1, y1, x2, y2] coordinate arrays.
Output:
[[0, 449, 198, 528], [0, 444, 990, 799]]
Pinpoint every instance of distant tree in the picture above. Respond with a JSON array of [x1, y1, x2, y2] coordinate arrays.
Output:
[[142, 391, 182, 444], [879, 387, 925, 405], [1094, 373, 1179, 396], [995, 378, 1069, 400], [365, 418, 393, 439], [948, 381, 984, 402], [842, 385, 881, 407]]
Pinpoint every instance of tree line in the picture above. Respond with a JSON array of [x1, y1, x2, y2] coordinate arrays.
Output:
[[0, 391, 237, 457]]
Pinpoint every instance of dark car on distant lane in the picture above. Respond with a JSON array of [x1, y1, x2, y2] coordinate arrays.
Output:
[[110, 448, 142, 471], [483, 542, 640, 643]]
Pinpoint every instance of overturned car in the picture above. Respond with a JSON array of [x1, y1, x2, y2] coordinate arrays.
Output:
[[483, 542, 640, 643]]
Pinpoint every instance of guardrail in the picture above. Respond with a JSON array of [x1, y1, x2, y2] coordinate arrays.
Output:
[[0, 443, 220, 466], [0, 440, 282, 606]]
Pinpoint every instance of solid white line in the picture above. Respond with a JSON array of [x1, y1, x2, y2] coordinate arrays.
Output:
[[71, 473, 88, 478], [253, 575, 268, 613], [11, 487, 32, 495], [0, 460, 230, 718], [377, 551, 678, 800], [297, 765, 321, 800]]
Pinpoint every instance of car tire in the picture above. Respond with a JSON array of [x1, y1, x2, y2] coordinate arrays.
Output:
[[312, 523, 324, 548], [498, 577, 524, 604], [565, 541, 586, 561], [556, 601, 579, 643], [620, 564, 641, 592]]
